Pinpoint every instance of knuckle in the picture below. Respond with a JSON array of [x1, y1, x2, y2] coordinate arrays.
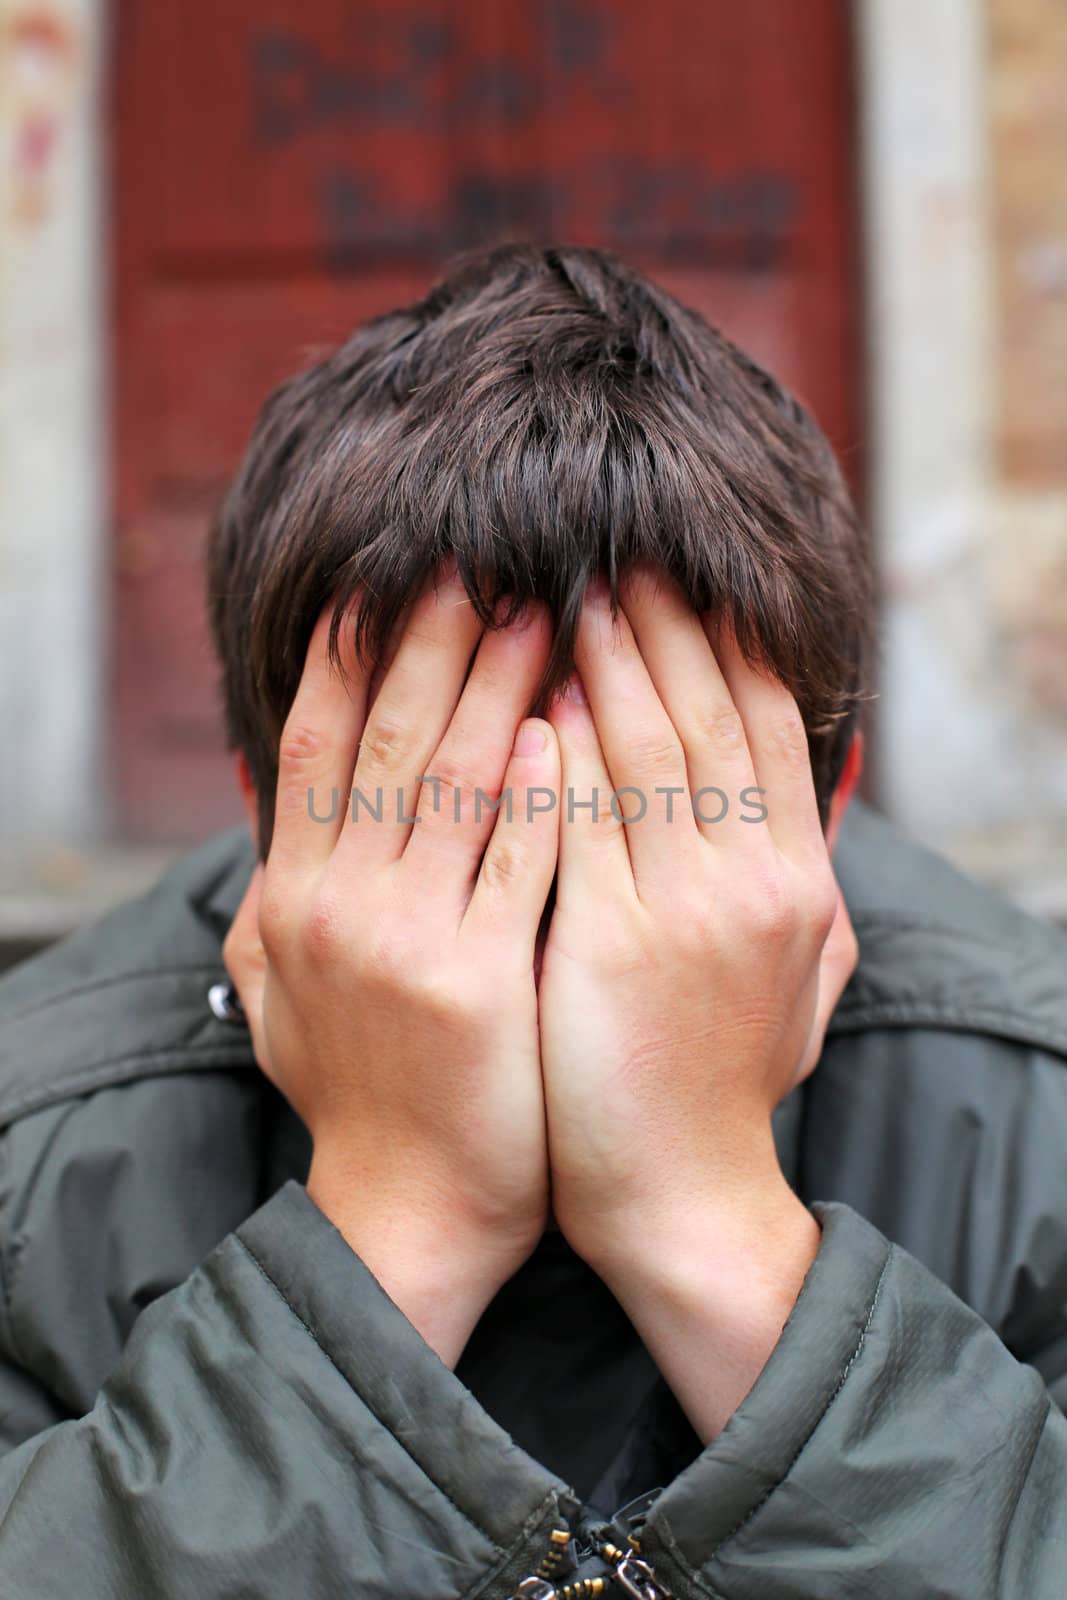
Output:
[[767, 709, 810, 768], [427, 751, 488, 816], [809, 878, 840, 941], [256, 877, 292, 959], [746, 866, 797, 941], [406, 963, 472, 1024], [358, 711, 416, 776], [586, 804, 627, 844], [696, 705, 747, 754], [480, 837, 526, 894], [624, 729, 684, 779], [278, 720, 329, 772], [359, 920, 457, 1009], [360, 919, 410, 984], [302, 888, 345, 959]]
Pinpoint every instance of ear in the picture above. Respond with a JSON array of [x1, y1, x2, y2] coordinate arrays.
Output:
[[236, 753, 260, 854], [825, 732, 863, 856]]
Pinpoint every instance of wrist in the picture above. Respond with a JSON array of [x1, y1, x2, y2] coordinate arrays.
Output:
[[585, 1164, 819, 1312], [586, 1172, 821, 1442], [566, 1119, 792, 1272], [306, 1156, 530, 1368]]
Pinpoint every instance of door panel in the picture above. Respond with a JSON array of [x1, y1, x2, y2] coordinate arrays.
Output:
[[112, 0, 860, 839]]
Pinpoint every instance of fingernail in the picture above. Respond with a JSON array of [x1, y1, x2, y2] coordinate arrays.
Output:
[[564, 674, 587, 706], [514, 719, 548, 756], [585, 573, 610, 606]]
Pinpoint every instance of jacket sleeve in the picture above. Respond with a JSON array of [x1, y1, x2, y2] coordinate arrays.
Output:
[[640, 1201, 1067, 1599], [0, 1179, 573, 1599]]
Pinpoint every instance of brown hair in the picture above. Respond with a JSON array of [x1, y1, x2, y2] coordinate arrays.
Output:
[[207, 244, 873, 853]]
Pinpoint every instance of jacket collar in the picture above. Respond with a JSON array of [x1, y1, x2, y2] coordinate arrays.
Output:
[[198, 827, 258, 939]]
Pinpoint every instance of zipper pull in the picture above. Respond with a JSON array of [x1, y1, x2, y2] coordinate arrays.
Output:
[[514, 1581, 561, 1600], [609, 1552, 673, 1600], [598, 1538, 673, 1600], [510, 1549, 672, 1600], [509, 1504, 673, 1600]]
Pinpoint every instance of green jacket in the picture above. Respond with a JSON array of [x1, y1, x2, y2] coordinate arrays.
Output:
[[0, 800, 1065, 1596]]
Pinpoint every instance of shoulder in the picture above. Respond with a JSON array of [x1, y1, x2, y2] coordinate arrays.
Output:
[[0, 826, 259, 1131], [812, 802, 1067, 1344], [832, 799, 1067, 1057], [0, 827, 289, 1422]]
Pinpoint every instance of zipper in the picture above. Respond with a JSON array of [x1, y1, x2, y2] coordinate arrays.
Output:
[[510, 1491, 672, 1600]]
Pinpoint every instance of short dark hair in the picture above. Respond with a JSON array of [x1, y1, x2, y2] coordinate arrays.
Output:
[[207, 244, 873, 853]]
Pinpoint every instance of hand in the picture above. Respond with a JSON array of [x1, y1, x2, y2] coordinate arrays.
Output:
[[539, 568, 845, 1435], [792, 879, 858, 1091], [224, 569, 560, 1367]]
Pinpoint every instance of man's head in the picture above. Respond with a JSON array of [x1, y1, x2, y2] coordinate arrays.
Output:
[[207, 244, 873, 854]]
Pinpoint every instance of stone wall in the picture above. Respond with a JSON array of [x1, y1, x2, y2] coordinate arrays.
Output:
[[859, 0, 1067, 919], [0, 0, 106, 871], [973, 0, 1067, 912]]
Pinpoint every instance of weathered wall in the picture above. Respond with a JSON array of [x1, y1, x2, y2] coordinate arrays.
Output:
[[858, 0, 1067, 918], [0, 0, 106, 868], [978, 0, 1067, 912]]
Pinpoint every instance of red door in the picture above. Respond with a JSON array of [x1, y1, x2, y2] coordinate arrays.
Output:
[[111, 0, 860, 841]]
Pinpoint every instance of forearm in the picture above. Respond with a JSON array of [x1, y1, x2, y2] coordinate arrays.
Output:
[[589, 1159, 821, 1444]]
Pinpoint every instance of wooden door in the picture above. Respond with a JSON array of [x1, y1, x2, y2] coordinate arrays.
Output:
[[111, 0, 860, 841]]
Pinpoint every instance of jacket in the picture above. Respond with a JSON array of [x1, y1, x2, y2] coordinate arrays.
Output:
[[0, 798, 1064, 1597]]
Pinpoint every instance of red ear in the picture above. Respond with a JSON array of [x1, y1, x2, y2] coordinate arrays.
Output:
[[236, 753, 260, 848], [826, 732, 863, 854]]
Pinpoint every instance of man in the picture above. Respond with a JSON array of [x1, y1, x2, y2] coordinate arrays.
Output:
[[0, 245, 1064, 1596]]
